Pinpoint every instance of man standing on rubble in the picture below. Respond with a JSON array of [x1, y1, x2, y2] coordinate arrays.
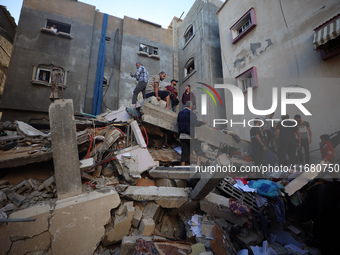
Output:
[[294, 114, 312, 165], [145, 71, 171, 110], [177, 101, 206, 166], [250, 118, 266, 167], [274, 115, 301, 166], [130, 62, 149, 105]]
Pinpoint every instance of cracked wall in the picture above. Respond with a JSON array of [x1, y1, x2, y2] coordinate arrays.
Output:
[[0, 188, 120, 255]]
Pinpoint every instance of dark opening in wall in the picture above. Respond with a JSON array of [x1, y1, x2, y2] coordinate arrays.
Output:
[[46, 19, 71, 34]]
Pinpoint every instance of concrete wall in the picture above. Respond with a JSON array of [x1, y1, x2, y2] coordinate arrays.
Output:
[[218, 0, 340, 162], [119, 16, 174, 107], [174, 0, 225, 124], [0, 0, 174, 120], [1, 0, 96, 121], [0, 6, 16, 100]]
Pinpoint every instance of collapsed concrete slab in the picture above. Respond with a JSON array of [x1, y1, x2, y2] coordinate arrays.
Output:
[[116, 146, 158, 179], [141, 100, 178, 132], [191, 154, 231, 200], [195, 125, 251, 151], [121, 186, 190, 208], [200, 192, 248, 226], [50, 188, 121, 255], [149, 166, 196, 179]]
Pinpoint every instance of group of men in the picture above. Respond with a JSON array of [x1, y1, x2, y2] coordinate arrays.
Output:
[[130, 62, 196, 112], [251, 112, 334, 167]]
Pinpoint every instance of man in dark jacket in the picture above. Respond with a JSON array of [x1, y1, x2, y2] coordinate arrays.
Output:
[[177, 101, 205, 165]]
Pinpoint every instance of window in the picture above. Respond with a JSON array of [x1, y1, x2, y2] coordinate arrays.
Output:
[[313, 14, 340, 61], [32, 65, 67, 87], [184, 58, 195, 78], [40, 19, 73, 39], [235, 66, 257, 93], [184, 25, 194, 44], [230, 8, 256, 44], [138, 43, 159, 59]]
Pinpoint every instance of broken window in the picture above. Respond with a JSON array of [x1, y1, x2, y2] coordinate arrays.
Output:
[[184, 58, 195, 78], [230, 8, 256, 44], [235, 66, 258, 92], [32, 65, 67, 87], [184, 25, 194, 44], [138, 43, 159, 59]]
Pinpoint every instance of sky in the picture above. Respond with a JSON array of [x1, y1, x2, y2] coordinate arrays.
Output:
[[1, 0, 196, 28]]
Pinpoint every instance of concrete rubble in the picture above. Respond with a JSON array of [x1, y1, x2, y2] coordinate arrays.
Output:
[[0, 97, 336, 254]]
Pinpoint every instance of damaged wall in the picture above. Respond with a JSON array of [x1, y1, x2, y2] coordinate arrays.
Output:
[[218, 0, 340, 162], [0, 188, 121, 255]]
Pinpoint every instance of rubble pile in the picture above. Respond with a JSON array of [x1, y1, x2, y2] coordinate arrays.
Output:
[[0, 98, 335, 254]]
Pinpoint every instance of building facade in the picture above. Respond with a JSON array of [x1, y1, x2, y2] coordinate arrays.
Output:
[[172, 0, 225, 124], [0, 6, 16, 104], [218, 0, 340, 162], [0, 0, 174, 123]]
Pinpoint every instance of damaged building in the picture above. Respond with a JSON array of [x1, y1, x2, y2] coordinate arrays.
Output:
[[1, 0, 340, 254]]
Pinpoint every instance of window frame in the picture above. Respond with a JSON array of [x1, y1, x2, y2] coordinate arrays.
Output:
[[235, 66, 258, 93], [183, 58, 196, 81], [31, 65, 67, 88], [138, 43, 159, 60], [230, 8, 257, 44], [40, 19, 73, 39], [183, 24, 195, 49]]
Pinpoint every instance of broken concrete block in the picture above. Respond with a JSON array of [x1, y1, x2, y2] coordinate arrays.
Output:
[[102, 201, 135, 246], [0, 190, 7, 207], [141, 101, 178, 132], [120, 235, 152, 255], [200, 192, 248, 226], [43, 176, 55, 189], [155, 178, 173, 187], [131, 120, 146, 148], [49, 99, 82, 200], [50, 188, 121, 254], [174, 179, 187, 188], [191, 154, 231, 200], [149, 166, 196, 179], [139, 218, 155, 236], [132, 206, 142, 228], [116, 146, 157, 179], [142, 202, 162, 223], [195, 125, 250, 151], [7, 192, 26, 207], [123, 186, 190, 208], [79, 158, 94, 171]]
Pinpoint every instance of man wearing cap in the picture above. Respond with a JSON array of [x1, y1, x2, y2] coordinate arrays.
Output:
[[130, 62, 149, 105], [164, 79, 179, 112]]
